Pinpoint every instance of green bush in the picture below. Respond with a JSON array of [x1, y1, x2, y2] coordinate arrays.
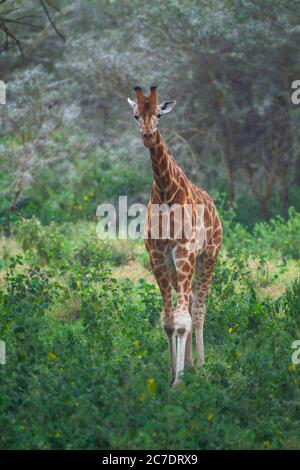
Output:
[[14, 217, 65, 265], [17, 149, 151, 225], [223, 207, 300, 261], [0, 244, 299, 450], [74, 238, 134, 268]]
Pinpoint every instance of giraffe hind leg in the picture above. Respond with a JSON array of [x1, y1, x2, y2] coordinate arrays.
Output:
[[184, 291, 194, 368], [192, 253, 217, 367]]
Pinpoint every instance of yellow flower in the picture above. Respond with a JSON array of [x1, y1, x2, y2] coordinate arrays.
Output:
[[179, 383, 188, 395], [47, 352, 58, 361], [147, 377, 158, 396], [76, 280, 81, 288], [138, 393, 146, 403], [263, 440, 270, 449], [288, 363, 297, 372], [55, 431, 61, 439], [207, 413, 214, 423], [133, 340, 140, 348]]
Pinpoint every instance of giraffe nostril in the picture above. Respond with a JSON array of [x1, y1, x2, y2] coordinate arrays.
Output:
[[143, 132, 153, 139]]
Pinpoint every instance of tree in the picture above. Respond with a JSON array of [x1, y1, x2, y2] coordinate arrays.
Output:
[[0, 0, 64, 55]]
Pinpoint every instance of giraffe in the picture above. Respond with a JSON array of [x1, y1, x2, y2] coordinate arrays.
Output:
[[127, 86, 222, 387]]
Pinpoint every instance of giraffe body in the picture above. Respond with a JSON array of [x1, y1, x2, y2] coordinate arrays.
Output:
[[128, 87, 222, 386]]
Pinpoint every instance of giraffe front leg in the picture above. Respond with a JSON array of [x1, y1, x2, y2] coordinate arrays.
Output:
[[173, 312, 192, 387], [149, 251, 176, 381], [172, 247, 195, 387], [171, 268, 194, 369]]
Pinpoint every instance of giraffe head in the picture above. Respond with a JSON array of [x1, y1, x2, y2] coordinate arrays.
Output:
[[127, 86, 176, 148]]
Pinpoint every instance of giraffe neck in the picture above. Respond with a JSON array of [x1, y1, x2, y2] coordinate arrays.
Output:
[[149, 130, 177, 194]]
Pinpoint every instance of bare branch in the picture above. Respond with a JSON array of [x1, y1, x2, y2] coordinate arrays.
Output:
[[40, 0, 65, 41], [0, 0, 65, 54]]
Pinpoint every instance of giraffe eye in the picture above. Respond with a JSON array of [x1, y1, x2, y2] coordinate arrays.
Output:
[[133, 114, 140, 120], [157, 113, 161, 119]]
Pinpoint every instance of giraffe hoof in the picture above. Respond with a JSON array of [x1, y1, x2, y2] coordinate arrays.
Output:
[[172, 378, 181, 388]]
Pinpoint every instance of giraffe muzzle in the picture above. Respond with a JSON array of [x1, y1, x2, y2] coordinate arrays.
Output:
[[144, 130, 154, 138]]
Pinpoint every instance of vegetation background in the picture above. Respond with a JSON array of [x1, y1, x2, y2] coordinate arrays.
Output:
[[0, 0, 300, 450]]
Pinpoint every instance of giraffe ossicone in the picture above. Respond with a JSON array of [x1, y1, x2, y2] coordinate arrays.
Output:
[[127, 86, 222, 387]]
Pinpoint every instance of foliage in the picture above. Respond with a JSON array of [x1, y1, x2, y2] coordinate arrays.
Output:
[[1, 0, 300, 228], [1, 0, 300, 452], [74, 237, 133, 268], [224, 207, 300, 261], [0, 214, 300, 450], [0, 0, 64, 55], [14, 216, 65, 265]]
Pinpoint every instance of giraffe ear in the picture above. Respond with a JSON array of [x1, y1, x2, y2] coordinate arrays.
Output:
[[158, 100, 177, 114], [127, 98, 136, 109]]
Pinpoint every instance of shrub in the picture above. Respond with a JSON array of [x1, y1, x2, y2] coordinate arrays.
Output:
[[0, 247, 299, 450], [14, 217, 65, 265]]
